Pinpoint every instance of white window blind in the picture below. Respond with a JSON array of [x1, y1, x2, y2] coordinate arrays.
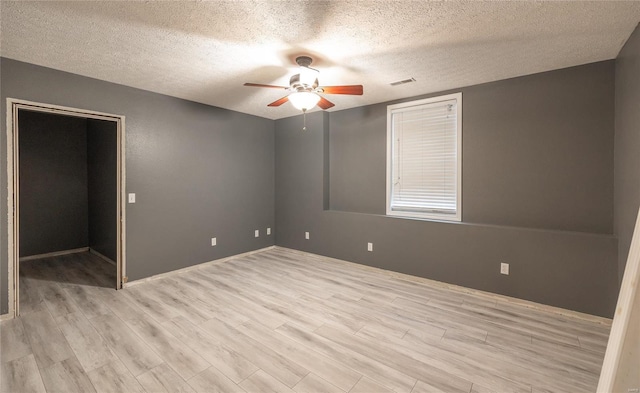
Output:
[[387, 93, 461, 221]]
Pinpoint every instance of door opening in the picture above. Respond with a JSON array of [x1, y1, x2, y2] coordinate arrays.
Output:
[[6, 99, 126, 318]]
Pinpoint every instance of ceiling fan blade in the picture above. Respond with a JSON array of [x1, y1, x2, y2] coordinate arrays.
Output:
[[318, 85, 363, 95], [268, 96, 290, 107], [317, 96, 335, 110], [244, 83, 289, 89]]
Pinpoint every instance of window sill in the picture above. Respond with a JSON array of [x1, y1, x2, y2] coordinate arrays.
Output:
[[386, 209, 461, 223]]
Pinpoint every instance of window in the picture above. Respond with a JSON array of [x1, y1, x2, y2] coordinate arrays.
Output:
[[386, 93, 462, 221]]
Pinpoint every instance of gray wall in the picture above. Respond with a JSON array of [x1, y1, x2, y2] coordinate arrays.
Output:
[[0, 58, 275, 314], [18, 110, 89, 257], [277, 62, 619, 318], [331, 61, 615, 233], [87, 119, 118, 261], [614, 23, 640, 284]]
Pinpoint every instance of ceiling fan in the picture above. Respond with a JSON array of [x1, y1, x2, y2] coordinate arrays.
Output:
[[244, 56, 363, 113]]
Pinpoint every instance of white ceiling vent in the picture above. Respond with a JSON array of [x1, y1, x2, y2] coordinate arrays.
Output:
[[390, 78, 416, 86]]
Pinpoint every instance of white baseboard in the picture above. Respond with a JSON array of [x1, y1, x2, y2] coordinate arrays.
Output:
[[19, 247, 90, 262], [89, 248, 116, 266], [273, 246, 613, 326], [123, 246, 276, 288]]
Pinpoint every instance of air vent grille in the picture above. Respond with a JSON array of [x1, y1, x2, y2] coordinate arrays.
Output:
[[390, 77, 416, 86]]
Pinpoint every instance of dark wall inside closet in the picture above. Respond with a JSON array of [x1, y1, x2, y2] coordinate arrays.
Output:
[[19, 110, 117, 261]]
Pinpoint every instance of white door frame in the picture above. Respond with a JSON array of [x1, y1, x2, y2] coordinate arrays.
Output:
[[6, 98, 126, 318]]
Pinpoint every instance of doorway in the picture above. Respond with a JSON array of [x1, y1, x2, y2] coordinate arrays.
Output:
[[6, 99, 126, 318]]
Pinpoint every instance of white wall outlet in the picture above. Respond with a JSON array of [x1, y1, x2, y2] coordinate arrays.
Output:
[[211, 237, 217, 246], [305, 231, 310, 240], [128, 193, 136, 203], [267, 227, 271, 235], [500, 263, 510, 275], [255, 230, 259, 238], [367, 242, 373, 252]]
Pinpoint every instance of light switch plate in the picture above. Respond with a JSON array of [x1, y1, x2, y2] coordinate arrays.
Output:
[[128, 193, 136, 203], [305, 231, 310, 240], [211, 237, 217, 246], [267, 228, 271, 235], [500, 263, 509, 275], [367, 242, 373, 252], [255, 230, 259, 238]]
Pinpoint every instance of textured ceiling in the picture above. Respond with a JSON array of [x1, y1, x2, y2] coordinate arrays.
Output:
[[1, 1, 639, 120]]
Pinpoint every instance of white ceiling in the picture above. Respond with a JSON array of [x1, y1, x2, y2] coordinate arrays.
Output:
[[1, 1, 639, 120]]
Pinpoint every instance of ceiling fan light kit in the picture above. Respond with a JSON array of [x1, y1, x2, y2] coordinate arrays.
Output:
[[244, 55, 363, 116], [288, 91, 321, 111]]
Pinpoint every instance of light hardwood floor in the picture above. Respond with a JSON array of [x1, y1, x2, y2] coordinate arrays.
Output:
[[1, 248, 610, 393]]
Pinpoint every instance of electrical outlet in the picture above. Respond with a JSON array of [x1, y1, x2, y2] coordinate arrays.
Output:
[[367, 242, 373, 252], [211, 237, 217, 246], [305, 231, 310, 240], [255, 230, 259, 238], [267, 227, 271, 235], [500, 263, 509, 275]]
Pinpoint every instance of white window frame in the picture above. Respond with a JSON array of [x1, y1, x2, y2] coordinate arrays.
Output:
[[386, 92, 462, 222]]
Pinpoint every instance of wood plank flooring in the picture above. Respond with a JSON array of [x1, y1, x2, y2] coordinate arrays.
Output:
[[1, 248, 610, 392]]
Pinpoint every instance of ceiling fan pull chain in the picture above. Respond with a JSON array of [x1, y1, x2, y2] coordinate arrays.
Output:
[[302, 109, 307, 131]]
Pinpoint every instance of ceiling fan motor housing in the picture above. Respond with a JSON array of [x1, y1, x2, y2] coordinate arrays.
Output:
[[290, 73, 319, 91]]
